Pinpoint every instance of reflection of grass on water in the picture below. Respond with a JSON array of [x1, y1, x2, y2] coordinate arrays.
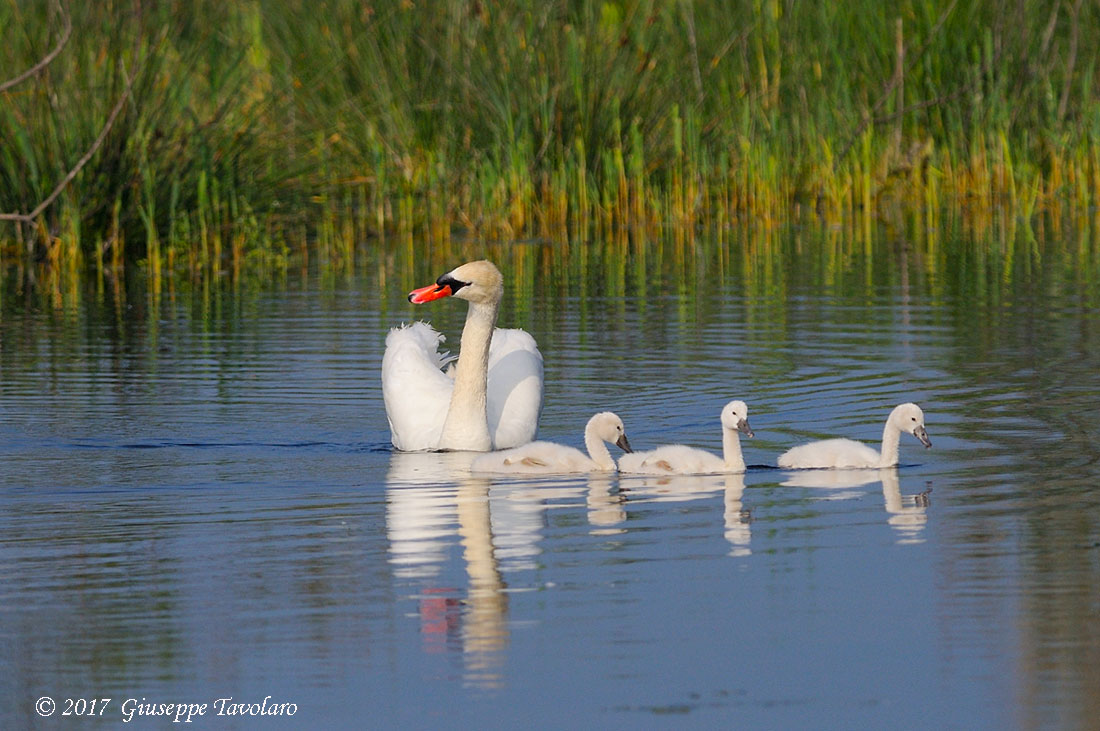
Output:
[[5, 213, 1096, 332], [2, 1, 1100, 290]]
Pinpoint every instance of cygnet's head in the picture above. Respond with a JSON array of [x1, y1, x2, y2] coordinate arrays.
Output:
[[721, 400, 754, 438], [589, 412, 632, 453], [890, 402, 931, 448], [408, 260, 503, 305]]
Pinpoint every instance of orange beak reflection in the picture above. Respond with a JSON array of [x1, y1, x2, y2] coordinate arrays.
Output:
[[408, 283, 453, 304]]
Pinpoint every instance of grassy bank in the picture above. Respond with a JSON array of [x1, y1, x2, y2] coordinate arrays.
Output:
[[2, 0, 1099, 286]]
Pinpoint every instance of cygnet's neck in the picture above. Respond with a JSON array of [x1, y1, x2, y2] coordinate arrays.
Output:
[[438, 299, 498, 451], [877, 420, 902, 468], [584, 424, 616, 471], [722, 427, 747, 473]]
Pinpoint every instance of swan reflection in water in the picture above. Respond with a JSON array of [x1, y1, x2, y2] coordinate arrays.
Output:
[[386, 451, 635, 686], [386, 451, 475, 580], [385, 451, 518, 688], [619, 473, 752, 557], [781, 468, 931, 544]]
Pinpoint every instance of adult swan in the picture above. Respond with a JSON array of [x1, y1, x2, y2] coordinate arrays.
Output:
[[382, 260, 543, 452]]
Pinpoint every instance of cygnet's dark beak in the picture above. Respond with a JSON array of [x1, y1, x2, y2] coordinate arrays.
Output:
[[738, 419, 755, 438], [914, 424, 932, 448], [616, 433, 633, 453]]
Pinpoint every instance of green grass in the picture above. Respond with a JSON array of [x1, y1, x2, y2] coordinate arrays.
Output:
[[2, 0, 1100, 288]]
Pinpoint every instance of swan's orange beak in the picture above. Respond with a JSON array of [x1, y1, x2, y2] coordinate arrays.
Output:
[[408, 283, 453, 304]]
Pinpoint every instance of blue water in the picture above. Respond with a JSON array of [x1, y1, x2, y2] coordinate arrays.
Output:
[[2, 233, 1099, 728]]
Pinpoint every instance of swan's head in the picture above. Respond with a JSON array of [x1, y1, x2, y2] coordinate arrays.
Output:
[[890, 402, 931, 448], [721, 400, 754, 438], [408, 260, 504, 306], [589, 411, 632, 453]]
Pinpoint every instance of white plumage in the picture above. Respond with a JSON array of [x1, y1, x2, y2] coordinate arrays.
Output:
[[618, 400, 754, 475], [777, 402, 931, 469], [382, 261, 543, 452], [471, 412, 632, 475]]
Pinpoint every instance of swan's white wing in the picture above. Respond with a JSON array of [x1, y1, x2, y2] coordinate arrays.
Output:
[[486, 328, 543, 449], [382, 322, 455, 451]]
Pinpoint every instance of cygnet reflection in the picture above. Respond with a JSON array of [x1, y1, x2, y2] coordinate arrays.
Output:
[[620, 472, 751, 556], [781, 467, 930, 544]]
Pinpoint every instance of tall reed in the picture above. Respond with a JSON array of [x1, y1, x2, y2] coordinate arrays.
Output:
[[2, 0, 1100, 289]]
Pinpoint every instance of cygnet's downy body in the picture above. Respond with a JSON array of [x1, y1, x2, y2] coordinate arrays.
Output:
[[778, 402, 931, 470], [471, 412, 632, 474], [619, 400, 754, 475]]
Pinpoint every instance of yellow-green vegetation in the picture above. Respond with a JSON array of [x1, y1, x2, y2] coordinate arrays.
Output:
[[2, 0, 1099, 287]]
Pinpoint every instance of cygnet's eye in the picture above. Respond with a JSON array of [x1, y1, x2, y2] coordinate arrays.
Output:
[[911, 417, 917, 421]]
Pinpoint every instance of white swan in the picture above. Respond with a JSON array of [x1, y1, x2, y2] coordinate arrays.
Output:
[[382, 260, 543, 452], [618, 400, 754, 475], [470, 412, 632, 474], [777, 402, 931, 469]]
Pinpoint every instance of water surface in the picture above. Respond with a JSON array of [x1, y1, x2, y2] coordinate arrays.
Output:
[[2, 225, 1099, 728]]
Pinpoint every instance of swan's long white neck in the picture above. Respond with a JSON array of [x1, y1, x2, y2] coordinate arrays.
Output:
[[584, 425, 616, 471], [878, 421, 902, 468], [438, 299, 498, 451], [722, 427, 747, 472]]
